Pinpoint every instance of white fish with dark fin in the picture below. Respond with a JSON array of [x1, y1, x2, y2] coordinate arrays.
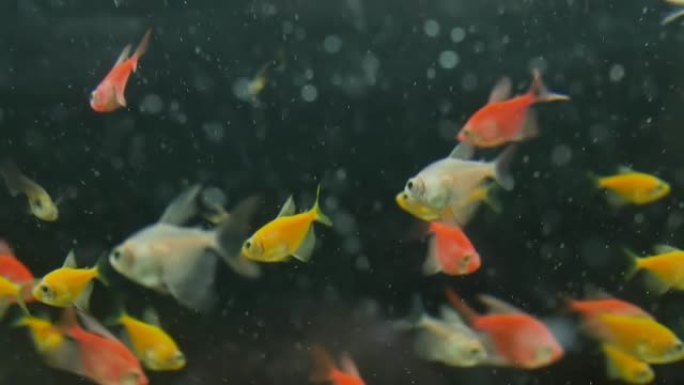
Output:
[[399, 143, 516, 225], [108, 185, 261, 312], [394, 296, 488, 367]]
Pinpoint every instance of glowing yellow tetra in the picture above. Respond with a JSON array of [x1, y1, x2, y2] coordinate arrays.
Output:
[[242, 186, 332, 263]]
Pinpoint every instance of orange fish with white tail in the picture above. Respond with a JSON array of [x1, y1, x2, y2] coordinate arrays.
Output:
[[90, 29, 152, 113], [457, 70, 570, 148]]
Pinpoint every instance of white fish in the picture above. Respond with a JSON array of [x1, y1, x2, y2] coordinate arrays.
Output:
[[109, 185, 261, 312], [400, 143, 516, 225], [394, 297, 488, 367]]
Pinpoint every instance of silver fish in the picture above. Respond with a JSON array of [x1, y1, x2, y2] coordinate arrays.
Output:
[[400, 143, 516, 225], [109, 185, 260, 312]]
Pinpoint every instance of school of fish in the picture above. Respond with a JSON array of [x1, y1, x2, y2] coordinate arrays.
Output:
[[0, 10, 683, 385]]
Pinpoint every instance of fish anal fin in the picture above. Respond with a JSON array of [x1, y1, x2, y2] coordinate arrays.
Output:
[[293, 226, 316, 262], [163, 250, 219, 312], [488, 76, 512, 104], [278, 195, 296, 217], [73, 283, 93, 312], [76, 309, 118, 341]]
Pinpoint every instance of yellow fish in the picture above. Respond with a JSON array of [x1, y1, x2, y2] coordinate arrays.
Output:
[[13, 312, 65, 355], [594, 168, 670, 206], [32, 251, 104, 309], [625, 245, 684, 295], [0, 159, 58, 221], [114, 307, 185, 371], [601, 344, 654, 384], [589, 314, 684, 364], [242, 186, 332, 263]]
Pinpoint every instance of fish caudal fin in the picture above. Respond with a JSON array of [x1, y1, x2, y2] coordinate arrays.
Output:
[[623, 248, 642, 281], [311, 185, 333, 226], [444, 287, 478, 324], [493, 144, 517, 191], [529, 69, 570, 103], [131, 29, 152, 72], [216, 195, 262, 279], [310, 345, 336, 383], [0, 159, 29, 197]]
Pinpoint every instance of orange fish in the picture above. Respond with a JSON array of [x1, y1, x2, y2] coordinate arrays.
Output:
[[0, 241, 34, 302], [446, 288, 564, 369], [90, 29, 152, 113], [310, 345, 365, 385], [457, 70, 569, 148], [423, 222, 481, 276], [50, 309, 148, 385], [567, 297, 653, 322]]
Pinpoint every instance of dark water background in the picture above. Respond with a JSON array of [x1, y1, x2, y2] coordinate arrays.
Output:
[[2, 0, 684, 384]]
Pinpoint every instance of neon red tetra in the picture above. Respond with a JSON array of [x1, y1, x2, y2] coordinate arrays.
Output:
[[310, 345, 365, 385], [90, 29, 152, 113], [457, 70, 569, 148]]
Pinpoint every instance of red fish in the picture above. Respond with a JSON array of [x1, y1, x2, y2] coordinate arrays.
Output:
[[457, 70, 569, 148], [0, 240, 34, 302], [423, 222, 481, 276], [310, 345, 365, 385], [446, 288, 564, 369], [51, 309, 148, 385], [90, 29, 152, 113], [567, 297, 653, 321]]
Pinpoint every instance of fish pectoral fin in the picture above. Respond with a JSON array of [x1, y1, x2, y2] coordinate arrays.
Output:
[[422, 237, 442, 275], [164, 250, 219, 312], [653, 244, 682, 254], [292, 227, 316, 262], [158, 185, 202, 225], [277, 195, 296, 217], [605, 191, 628, 208]]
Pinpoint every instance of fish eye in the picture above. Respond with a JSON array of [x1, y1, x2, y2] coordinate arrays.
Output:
[[468, 346, 481, 356], [672, 342, 684, 353], [462, 254, 471, 263], [112, 249, 122, 260], [244, 241, 252, 250], [407, 180, 415, 191]]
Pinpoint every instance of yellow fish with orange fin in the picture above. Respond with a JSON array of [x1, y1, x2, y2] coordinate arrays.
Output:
[[593, 167, 670, 206], [242, 185, 332, 263]]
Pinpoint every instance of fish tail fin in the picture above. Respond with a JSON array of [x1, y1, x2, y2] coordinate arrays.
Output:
[[662, 8, 684, 26], [311, 185, 333, 226], [0, 158, 27, 197], [623, 248, 642, 281], [215, 195, 262, 279], [310, 345, 336, 383], [103, 296, 127, 326], [587, 171, 602, 189], [130, 28, 152, 71], [94, 252, 110, 286], [444, 287, 478, 324], [529, 69, 570, 103], [393, 294, 425, 331], [493, 144, 517, 191]]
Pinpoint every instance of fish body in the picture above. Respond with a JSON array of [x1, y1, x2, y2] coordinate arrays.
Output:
[[595, 170, 670, 206], [626, 246, 684, 294], [601, 344, 654, 384], [0, 241, 35, 302], [400, 144, 515, 226], [90, 30, 151, 112], [0, 160, 58, 221], [32, 251, 100, 308], [0, 276, 24, 316], [423, 222, 480, 276], [310, 345, 365, 385], [116, 310, 185, 371], [109, 185, 261, 312], [457, 70, 569, 148], [242, 187, 332, 263], [589, 314, 684, 364], [446, 289, 563, 369]]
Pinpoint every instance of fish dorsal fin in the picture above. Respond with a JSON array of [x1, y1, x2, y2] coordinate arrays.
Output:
[[448, 142, 474, 160], [158, 184, 202, 225], [653, 244, 682, 254], [76, 309, 118, 341], [617, 166, 635, 174], [477, 295, 527, 315], [439, 305, 466, 325], [62, 250, 78, 268], [0, 240, 12, 255], [277, 195, 296, 217], [113, 44, 132, 69], [583, 283, 613, 300], [339, 353, 361, 378], [142, 307, 161, 327], [488, 76, 512, 104]]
